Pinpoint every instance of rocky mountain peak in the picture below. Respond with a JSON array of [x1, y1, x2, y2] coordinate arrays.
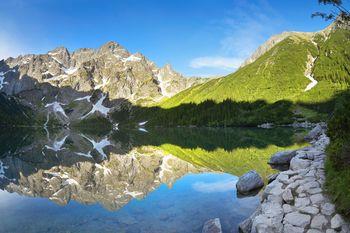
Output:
[[98, 41, 129, 57], [0, 40, 206, 123]]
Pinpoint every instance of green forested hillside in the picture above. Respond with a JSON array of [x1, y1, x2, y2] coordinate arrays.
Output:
[[161, 28, 350, 108], [127, 27, 350, 127]]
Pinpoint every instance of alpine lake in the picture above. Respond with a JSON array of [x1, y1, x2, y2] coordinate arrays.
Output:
[[0, 126, 308, 233]]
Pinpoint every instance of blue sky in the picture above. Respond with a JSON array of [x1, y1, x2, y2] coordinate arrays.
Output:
[[0, 0, 340, 76]]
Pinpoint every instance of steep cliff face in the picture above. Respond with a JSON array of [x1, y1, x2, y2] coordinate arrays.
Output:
[[1, 41, 202, 102], [0, 41, 204, 125]]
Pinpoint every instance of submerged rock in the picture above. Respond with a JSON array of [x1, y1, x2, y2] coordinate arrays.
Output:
[[268, 150, 297, 165], [236, 170, 264, 194], [238, 206, 262, 233], [202, 218, 222, 233]]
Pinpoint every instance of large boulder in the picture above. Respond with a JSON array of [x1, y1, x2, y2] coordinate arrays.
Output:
[[268, 150, 297, 165], [236, 170, 264, 194], [202, 218, 222, 233]]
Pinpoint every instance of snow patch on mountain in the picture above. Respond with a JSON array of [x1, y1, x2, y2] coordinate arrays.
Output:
[[80, 94, 110, 119], [0, 69, 15, 90], [45, 135, 68, 152], [0, 161, 9, 179], [63, 67, 78, 75], [304, 53, 318, 91], [81, 134, 111, 159], [74, 95, 92, 102], [122, 54, 142, 63], [45, 102, 68, 118]]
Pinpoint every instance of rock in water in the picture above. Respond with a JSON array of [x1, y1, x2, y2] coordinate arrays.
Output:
[[268, 150, 297, 165], [202, 218, 222, 233], [236, 170, 264, 194]]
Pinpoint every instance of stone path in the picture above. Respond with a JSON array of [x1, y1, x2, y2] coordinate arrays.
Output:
[[240, 127, 350, 233]]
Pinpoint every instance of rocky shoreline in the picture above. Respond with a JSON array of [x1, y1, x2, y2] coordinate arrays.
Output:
[[239, 124, 350, 233]]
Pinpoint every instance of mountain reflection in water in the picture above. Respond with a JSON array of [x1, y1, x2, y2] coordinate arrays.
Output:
[[0, 127, 306, 233]]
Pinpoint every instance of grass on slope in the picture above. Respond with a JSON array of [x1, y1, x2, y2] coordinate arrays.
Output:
[[111, 29, 350, 128], [325, 89, 350, 217], [161, 34, 317, 108]]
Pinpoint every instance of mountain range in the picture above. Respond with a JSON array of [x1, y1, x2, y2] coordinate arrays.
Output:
[[0, 20, 349, 128], [0, 41, 204, 126]]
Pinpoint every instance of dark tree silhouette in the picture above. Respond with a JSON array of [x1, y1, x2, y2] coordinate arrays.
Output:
[[312, 0, 350, 21]]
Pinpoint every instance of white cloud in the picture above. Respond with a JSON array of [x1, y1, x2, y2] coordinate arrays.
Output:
[[189, 0, 283, 73], [190, 56, 243, 70], [192, 179, 236, 193]]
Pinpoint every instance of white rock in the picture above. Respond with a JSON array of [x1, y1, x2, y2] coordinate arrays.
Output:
[[283, 204, 294, 214], [299, 206, 319, 215], [310, 194, 325, 205], [261, 202, 283, 218], [307, 188, 322, 195], [311, 214, 328, 230], [307, 229, 323, 233], [295, 197, 311, 208], [290, 157, 311, 170], [283, 224, 304, 233], [277, 173, 290, 184], [282, 189, 294, 203], [331, 214, 344, 230], [326, 229, 337, 233], [284, 212, 311, 228], [321, 203, 335, 216]]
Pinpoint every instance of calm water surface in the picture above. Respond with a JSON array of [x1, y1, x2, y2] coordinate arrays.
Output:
[[0, 127, 306, 233]]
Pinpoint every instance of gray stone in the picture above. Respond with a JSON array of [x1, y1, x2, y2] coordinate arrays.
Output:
[[283, 204, 294, 214], [290, 157, 311, 171], [295, 197, 311, 208], [238, 206, 261, 233], [321, 203, 335, 216], [277, 173, 290, 184], [236, 170, 264, 194], [326, 229, 337, 233], [267, 173, 279, 184], [331, 214, 344, 230], [341, 223, 350, 233], [307, 229, 323, 233], [261, 201, 283, 218], [251, 212, 284, 233], [307, 188, 322, 195], [299, 206, 319, 215], [283, 224, 304, 233], [310, 194, 325, 205], [305, 124, 323, 141], [268, 150, 297, 165], [282, 189, 294, 204], [311, 214, 328, 230], [202, 218, 222, 233], [284, 212, 311, 228]]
